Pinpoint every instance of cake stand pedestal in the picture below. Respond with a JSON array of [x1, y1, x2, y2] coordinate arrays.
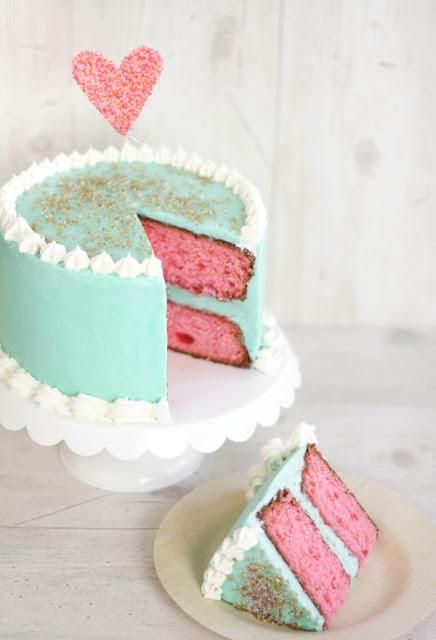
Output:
[[0, 327, 300, 492], [58, 444, 204, 492]]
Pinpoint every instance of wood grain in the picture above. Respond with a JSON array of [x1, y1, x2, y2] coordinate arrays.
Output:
[[0, 327, 435, 639], [0, 0, 435, 327]]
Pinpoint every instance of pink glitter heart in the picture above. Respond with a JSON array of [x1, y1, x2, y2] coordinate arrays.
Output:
[[72, 46, 163, 136]]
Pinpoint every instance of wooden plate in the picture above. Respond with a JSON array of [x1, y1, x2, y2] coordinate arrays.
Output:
[[154, 472, 436, 639]]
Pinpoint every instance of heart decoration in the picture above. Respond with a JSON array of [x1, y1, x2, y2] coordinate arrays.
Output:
[[72, 46, 163, 136]]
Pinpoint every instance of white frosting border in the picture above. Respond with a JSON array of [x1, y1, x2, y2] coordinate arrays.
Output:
[[252, 310, 285, 375], [201, 526, 260, 600], [246, 423, 318, 501], [0, 143, 267, 279], [0, 344, 171, 426]]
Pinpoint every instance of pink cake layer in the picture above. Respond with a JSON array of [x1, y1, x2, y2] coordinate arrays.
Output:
[[260, 490, 350, 627], [167, 300, 249, 367], [142, 218, 254, 301], [302, 446, 378, 569]]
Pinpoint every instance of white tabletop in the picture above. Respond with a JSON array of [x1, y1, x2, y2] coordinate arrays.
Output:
[[0, 327, 435, 639]]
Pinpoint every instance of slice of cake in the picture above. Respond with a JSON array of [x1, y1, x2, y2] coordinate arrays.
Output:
[[201, 424, 378, 630], [0, 144, 277, 424]]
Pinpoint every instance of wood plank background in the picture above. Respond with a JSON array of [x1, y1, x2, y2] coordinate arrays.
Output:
[[1, 0, 435, 328]]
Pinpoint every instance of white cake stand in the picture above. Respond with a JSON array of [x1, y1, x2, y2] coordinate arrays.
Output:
[[0, 327, 300, 492]]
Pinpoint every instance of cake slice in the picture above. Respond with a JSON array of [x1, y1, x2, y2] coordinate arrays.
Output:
[[201, 424, 378, 630]]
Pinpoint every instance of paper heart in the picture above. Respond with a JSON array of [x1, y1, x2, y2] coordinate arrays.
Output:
[[72, 46, 163, 136]]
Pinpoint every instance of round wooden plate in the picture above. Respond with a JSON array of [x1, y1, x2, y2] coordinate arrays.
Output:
[[154, 472, 436, 640]]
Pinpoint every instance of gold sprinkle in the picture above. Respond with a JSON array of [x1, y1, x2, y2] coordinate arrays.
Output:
[[20, 162, 245, 257]]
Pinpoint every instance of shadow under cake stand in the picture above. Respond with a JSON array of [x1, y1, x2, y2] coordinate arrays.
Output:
[[0, 327, 300, 492]]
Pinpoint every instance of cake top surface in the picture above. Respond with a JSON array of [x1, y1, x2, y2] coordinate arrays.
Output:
[[15, 160, 247, 262], [0, 144, 267, 279]]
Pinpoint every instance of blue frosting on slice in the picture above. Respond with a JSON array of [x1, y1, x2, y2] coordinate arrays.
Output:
[[207, 445, 360, 629], [221, 542, 324, 630], [232, 447, 359, 577]]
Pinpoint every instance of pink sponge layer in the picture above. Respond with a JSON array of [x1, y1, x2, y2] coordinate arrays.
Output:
[[167, 301, 249, 367], [142, 218, 254, 301], [302, 446, 378, 569], [260, 491, 350, 627]]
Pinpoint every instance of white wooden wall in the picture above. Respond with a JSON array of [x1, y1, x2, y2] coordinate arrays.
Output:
[[1, 0, 435, 328]]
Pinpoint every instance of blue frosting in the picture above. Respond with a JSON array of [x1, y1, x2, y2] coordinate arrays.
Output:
[[0, 234, 167, 402], [15, 161, 247, 261]]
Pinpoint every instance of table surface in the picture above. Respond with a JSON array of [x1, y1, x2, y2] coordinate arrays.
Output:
[[1, 327, 435, 640]]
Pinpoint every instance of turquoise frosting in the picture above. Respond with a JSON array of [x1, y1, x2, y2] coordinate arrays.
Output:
[[15, 161, 246, 261], [0, 234, 167, 402], [222, 544, 322, 630], [215, 445, 360, 628]]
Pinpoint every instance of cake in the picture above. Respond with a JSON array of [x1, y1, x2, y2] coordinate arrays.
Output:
[[0, 144, 279, 425], [201, 424, 378, 630]]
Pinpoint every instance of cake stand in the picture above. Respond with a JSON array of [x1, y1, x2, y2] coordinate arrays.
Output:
[[0, 327, 300, 492]]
